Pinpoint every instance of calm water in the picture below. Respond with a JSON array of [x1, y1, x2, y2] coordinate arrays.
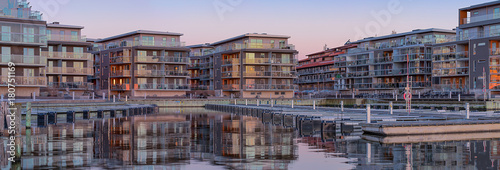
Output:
[[0, 108, 499, 169]]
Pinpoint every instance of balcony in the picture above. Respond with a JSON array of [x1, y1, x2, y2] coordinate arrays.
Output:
[[104, 40, 185, 50], [135, 70, 189, 77], [0, 32, 46, 45], [244, 58, 270, 64], [47, 34, 86, 42], [111, 70, 131, 77], [222, 58, 240, 65], [0, 76, 46, 86], [222, 71, 240, 78], [0, 54, 46, 65], [111, 83, 131, 91], [110, 56, 132, 64], [462, 13, 500, 25], [222, 84, 240, 91], [432, 68, 469, 77], [190, 51, 214, 57], [392, 68, 432, 75], [47, 82, 93, 90], [47, 67, 93, 75], [135, 56, 189, 64], [191, 85, 213, 90], [433, 51, 469, 61], [242, 84, 297, 91], [135, 84, 190, 91], [373, 81, 431, 89], [215, 43, 295, 53], [393, 53, 431, 62], [243, 72, 271, 77], [42, 51, 92, 60], [272, 71, 297, 78]]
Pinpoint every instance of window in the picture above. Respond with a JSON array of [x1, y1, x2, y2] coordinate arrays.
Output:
[[162, 38, 167, 46], [275, 92, 279, 95], [1, 26, 10, 42], [250, 39, 263, 48], [46, 30, 51, 40], [2, 47, 10, 63], [71, 31, 78, 41], [23, 48, 34, 64], [281, 92, 285, 95], [24, 27, 35, 43], [142, 36, 154, 46], [59, 30, 64, 40], [495, 8, 500, 19]]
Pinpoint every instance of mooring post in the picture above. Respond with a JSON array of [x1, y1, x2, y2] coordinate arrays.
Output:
[[118, 93, 121, 100], [366, 104, 371, 123], [335, 93, 338, 98], [449, 91, 452, 99], [92, 92, 95, 100], [341, 101, 344, 112], [396, 94, 398, 101], [466, 103, 470, 119], [113, 95, 116, 103], [33, 92, 36, 101], [144, 93, 146, 99], [257, 99, 259, 106], [271, 100, 274, 107], [313, 100, 316, 110], [245, 99, 248, 105], [234, 99, 237, 105], [458, 94, 461, 101], [352, 93, 354, 99], [72, 91, 75, 100], [291, 100, 294, 108], [26, 102, 31, 128], [418, 92, 421, 99], [102, 92, 105, 100], [389, 101, 393, 115], [126, 95, 128, 102]]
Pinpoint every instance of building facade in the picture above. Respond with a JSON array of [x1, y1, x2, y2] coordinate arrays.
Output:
[[188, 44, 214, 91], [0, 0, 46, 97], [93, 30, 190, 97], [188, 33, 298, 99], [296, 44, 356, 92], [41, 22, 93, 96]]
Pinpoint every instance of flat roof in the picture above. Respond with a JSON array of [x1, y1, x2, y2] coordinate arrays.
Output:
[[460, 0, 500, 11], [306, 44, 357, 56], [47, 23, 84, 29], [187, 43, 214, 48], [210, 33, 290, 46], [96, 30, 183, 43], [353, 28, 456, 43]]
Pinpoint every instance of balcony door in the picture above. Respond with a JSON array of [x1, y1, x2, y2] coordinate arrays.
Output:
[[24, 68, 34, 85], [2, 47, 10, 63], [23, 48, 34, 64], [1, 26, 11, 42], [137, 50, 147, 62]]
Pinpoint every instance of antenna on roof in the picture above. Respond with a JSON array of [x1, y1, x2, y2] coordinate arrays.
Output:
[[344, 39, 351, 45]]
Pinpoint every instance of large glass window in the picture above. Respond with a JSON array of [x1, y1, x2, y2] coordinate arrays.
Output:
[[2, 47, 10, 63], [250, 39, 263, 48], [495, 8, 500, 19], [46, 30, 51, 40], [71, 31, 78, 41], [1, 26, 11, 42], [23, 27, 34, 43], [23, 48, 34, 64], [142, 36, 154, 46]]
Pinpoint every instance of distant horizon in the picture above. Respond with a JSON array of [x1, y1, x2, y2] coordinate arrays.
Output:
[[30, 0, 493, 59]]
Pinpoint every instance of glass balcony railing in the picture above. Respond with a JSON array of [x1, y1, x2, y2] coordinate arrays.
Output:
[[47, 34, 86, 42], [0, 54, 46, 65], [190, 51, 214, 57], [463, 13, 500, 25], [373, 81, 431, 89], [110, 56, 132, 63], [135, 70, 189, 77], [111, 83, 131, 90], [135, 84, 190, 90], [0, 76, 46, 86], [222, 71, 240, 78], [111, 70, 131, 77], [191, 85, 213, 90], [215, 43, 295, 53], [42, 51, 92, 60], [47, 67, 93, 75], [432, 68, 468, 77], [222, 58, 240, 65], [433, 51, 469, 61], [135, 56, 189, 63], [47, 82, 94, 90], [242, 84, 297, 91], [222, 84, 240, 90], [104, 40, 185, 49], [0, 32, 46, 44]]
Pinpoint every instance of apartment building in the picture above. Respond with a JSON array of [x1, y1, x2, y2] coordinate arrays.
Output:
[[335, 29, 456, 95], [41, 22, 93, 96], [0, 0, 47, 97], [453, 1, 500, 95], [206, 33, 298, 98], [188, 43, 214, 91], [93, 30, 190, 97], [296, 44, 356, 92]]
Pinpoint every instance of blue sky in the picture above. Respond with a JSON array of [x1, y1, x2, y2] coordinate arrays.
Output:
[[30, 0, 494, 59]]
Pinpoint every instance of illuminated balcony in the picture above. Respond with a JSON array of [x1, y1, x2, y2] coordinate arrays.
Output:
[[222, 71, 240, 78], [111, 70, 131, 77], [222, 84, 240, 91]]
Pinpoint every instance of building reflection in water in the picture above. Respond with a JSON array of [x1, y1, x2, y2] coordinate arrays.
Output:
[[0, 109, 498, 169]]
